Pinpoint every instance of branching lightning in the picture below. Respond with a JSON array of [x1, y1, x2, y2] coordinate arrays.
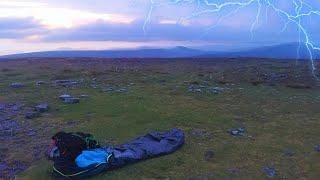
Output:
[[143, 0, 320, 77]]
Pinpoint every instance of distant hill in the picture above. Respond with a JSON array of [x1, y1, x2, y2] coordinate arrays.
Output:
[[200, 43, 320, 59], [0, 46, 206, 59], [1, 43, 319, 59]]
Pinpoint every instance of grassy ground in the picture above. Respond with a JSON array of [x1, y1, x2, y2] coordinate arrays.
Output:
[[0, 58, 319, 179]]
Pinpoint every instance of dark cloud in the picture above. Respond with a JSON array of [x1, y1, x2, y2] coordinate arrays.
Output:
[[42, 19, 302, 46], [0, 17, 46, 39]]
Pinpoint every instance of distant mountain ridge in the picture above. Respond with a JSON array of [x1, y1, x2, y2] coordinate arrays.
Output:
[[1, 43, 319, 59], [0, 46, 206, 59]]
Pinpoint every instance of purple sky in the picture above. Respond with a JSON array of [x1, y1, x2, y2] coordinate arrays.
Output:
[[0, 0, 319, 55]]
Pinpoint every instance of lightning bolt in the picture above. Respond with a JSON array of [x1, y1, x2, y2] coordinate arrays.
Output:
[[143, 0, 320, 78]]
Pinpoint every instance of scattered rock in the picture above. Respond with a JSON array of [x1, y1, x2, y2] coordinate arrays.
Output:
[[188, 84, 202, 93], [262, 166, 276, 178], [103, 87, 114, 92], [10, 82, 25, 88], [59, 94, 72, 100], [191, 129, 212, 139], [80, 94, 89, 98], [116, 87, 129, 93], [208, 87, 225, 94], [26, 129, 37, 136], [228, 127, 246, 137], [314, 145, 320, 152], [283, 149, 295, 157], [54, 80, 79, 87], [35, 81, 46, 86], [34, 103, 49, 112], [0, 119, 21, 137], [90, 84, 99, 89], [25, 111, 41, 119], [63, 97, 80, 104], [0, 162, 8, 171], [204, 150, 215, 161]]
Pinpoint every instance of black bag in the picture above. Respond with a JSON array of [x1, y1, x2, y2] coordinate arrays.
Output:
[[52, 132, 100, 161]]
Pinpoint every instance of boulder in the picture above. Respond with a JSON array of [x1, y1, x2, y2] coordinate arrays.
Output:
[[54, 80, 79, 87], [59, 94, 72, 100], [63, 97, 80, 104], [116, 87, 129, 93], [35, 81, 46, 86], [204, 150, 215, 161], [34, 103, 49, 112], [208, 87, 225, 94], [10, 83, 25, 88], [262, 166, 276, 178], [228, 127, 246, 136], [25, 112, 40, 119]]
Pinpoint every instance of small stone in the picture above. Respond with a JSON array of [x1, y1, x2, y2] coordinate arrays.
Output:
[[59, 94, 72, 100], [228, 127, 246, 136], [208, 87, 225, 94], [283, 149, 295, 157], [204, 150, 215, 161], [25, 112, 40, 119], [116, 87, 129, 93], [191, 129, 212, 139], [10, 82, 25, 88], [0, 162, 8, 171], [34, 103, 49, 112], [262, 166, 276, 178], [35, 81, 46, 86], [26, 129, 37, 136], [80, 94, 89, 98], [63, 97, 80, 104]]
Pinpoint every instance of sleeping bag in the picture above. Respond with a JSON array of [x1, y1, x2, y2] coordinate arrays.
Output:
[[51, 128, 185, 179]]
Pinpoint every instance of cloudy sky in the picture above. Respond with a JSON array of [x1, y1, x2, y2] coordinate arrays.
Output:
[[0, 0, 319, 55]]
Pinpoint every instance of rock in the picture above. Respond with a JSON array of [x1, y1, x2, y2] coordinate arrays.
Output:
[[25, 112, 40, 119], [63, 97, 80, 104], [208, 87, 225, 94], [314, 145, 320, 152], [103, 86, 114, 92], [116, 87, 129, 93], [262, 166, 276, 178], [54, 80, 79, 87], [0, 119, 21, 137], [59, 94, 72, 100], [34, 103, 49, 112], [283, 149, 295, 157], [10, 82, 25, 88], [35, 81, 46, 86], [26, 129, 37, 136], [80, 94, 89, 98], [228, 127, 246, 136], [188, 84, 202, 93], [0, 162, 8, 171], [204, 150, 215, 161], [90, 84, 98, 89], [191, 129, 212, 139]]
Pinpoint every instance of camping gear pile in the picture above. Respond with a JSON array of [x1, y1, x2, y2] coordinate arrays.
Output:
[[48, 128, 185, 179]]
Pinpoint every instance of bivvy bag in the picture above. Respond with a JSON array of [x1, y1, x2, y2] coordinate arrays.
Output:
[[51, 128, 185, 179]]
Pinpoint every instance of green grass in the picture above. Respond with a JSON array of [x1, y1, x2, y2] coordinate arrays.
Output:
[[0, 59, 319, 179]]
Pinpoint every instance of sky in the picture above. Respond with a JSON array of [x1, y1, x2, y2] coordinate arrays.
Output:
[[0, 0, 319, 55]]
